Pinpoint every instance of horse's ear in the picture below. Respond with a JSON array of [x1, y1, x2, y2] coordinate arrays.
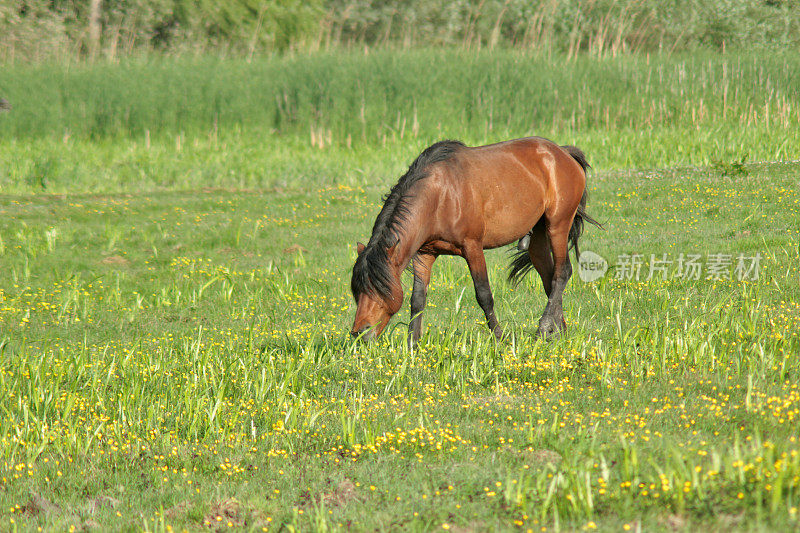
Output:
[[357, 242, 366, 255]]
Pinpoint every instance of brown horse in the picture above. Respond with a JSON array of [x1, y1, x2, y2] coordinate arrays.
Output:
[[350, 137, 600, 346]]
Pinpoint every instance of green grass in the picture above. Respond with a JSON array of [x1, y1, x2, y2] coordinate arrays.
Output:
[[5, 51, 798, 141], [1, 50, 799, 531], [1, 157, 799, 531], [2, 50, 800, 195]]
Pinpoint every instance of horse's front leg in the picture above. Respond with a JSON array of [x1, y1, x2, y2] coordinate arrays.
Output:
[[463, 243, 503, 340], [408, 253, 437, 349]]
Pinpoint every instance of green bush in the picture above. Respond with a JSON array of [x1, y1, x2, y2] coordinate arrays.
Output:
[[1, 0, 799, 61]]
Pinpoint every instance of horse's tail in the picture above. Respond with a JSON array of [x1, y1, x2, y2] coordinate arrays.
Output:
[[562, 145, 602, 260], [508, 145, 602, 284]]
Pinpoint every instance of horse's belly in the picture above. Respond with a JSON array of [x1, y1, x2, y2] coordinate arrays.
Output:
[[480, 199, 545, 249]]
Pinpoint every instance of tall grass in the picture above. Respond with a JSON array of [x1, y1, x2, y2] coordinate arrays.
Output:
[[1, 50, 798, 193], [2, 50, 799, 143]]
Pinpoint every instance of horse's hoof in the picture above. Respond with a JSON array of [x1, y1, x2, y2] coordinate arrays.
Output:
[[517, 234, 531, 251], [488, 323, 505, 341], [537, 317, 565, 340], [536, 329, 562, 341]]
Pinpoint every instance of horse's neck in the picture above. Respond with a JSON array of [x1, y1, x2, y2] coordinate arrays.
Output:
[[383, 188, 435, 276], [390, 220, 428, 273]]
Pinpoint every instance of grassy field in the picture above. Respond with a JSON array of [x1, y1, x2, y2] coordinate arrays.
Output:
[[1, 51, 800, 531], [2, 50, 800, 195]]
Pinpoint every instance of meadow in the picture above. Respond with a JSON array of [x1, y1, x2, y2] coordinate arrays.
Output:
[[1, 51, 799, 531], [2, 50, 800, 195]]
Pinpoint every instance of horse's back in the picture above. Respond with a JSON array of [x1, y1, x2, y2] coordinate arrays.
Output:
[[466, 136, 586, 201], [432, 137, 587, 248], [466, 136, 580, 171]]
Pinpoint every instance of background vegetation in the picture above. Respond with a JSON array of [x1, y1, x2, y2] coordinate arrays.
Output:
[[2, 0, 800, 62], [1, 50, 799, 195]]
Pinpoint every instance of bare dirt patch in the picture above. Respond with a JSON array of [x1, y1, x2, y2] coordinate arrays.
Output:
[[20, 494, 61, 517], [321, 478, 360, 508], [468, 395, 525, 406], [203, 498, 245, 530], [497, 445, 562, 467], [664, 514, 687, 531], [88, 495, 120, 514], [283, 244, 308, 254], [100, 255, 130, 267], [164, 499, 192, 520]]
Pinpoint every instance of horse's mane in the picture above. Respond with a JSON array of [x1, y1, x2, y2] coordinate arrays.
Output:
[[351, 140, 465, 301]]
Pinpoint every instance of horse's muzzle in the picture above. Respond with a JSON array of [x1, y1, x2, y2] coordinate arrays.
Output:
[[350, 326, 376, 341]]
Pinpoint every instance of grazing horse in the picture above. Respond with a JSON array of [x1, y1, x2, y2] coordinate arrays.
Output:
[[350, 137, 600, 346]]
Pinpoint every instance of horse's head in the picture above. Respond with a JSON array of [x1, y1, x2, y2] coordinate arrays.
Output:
[[350, 242, 403, 341]]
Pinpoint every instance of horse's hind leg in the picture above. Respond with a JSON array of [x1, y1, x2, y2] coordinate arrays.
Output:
[[408, 253, 437, 349], [526, 219, 555, 297], [537, 216, 573, 338], [463, 242, 503, 340]]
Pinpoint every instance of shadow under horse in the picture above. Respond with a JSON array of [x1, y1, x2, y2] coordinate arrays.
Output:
[[350, 136, 601, 346]]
